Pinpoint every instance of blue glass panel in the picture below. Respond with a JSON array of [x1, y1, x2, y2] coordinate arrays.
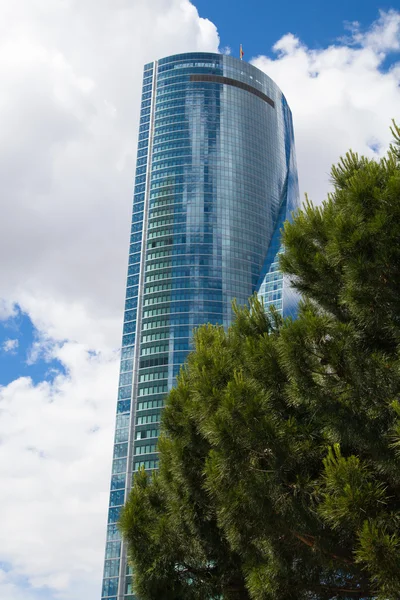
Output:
[[118, 386, 131, 400], [116, 400, 130, 414], [122, 333, 135, 346], [108, 507, 122, 524], [111, 474, 126, 490], [113, 443, 128, 458], [107, 524, 121, 541], [110, 489, 125, 506], [102, 576, 118, 596], [104, 559, 120, 578]]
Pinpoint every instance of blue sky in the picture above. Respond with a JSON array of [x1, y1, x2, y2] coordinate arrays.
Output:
[[0, 308, 65, 386], [195, 0, 396, 61], [0, 1, 399, 599]]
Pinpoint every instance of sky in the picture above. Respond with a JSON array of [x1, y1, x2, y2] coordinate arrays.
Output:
[[0, 1, 399, 599]]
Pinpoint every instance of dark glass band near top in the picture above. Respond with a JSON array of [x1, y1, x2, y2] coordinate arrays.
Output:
[[190, 74, 275, 108]]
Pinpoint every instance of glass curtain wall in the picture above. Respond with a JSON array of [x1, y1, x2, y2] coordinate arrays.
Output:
[[101, 52, 300, 600]]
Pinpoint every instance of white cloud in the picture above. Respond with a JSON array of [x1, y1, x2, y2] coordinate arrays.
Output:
[[0, 343, 119, 599], [252, 10, 400, 205], [221, 45, 232, 55], [0, 0, 219, 349], [0, 299, 17, 321], [2, 338, 19, 353], [350, 9, 400, 52]]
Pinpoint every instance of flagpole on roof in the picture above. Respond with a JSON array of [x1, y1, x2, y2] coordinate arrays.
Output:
[[240, 44, 244, 60]]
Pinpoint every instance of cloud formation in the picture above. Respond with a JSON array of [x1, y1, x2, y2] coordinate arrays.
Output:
[[2, 339, 19, 354], [252, 9, 400, 204], [0, 3, 399, 600]]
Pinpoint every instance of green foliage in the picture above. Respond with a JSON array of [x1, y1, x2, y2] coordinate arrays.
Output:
[[120, 124, 400, 599]]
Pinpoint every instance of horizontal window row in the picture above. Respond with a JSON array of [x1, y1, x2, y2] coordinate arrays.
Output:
[[148, 216, 184, 228], [136, 412, 161, 425], [135, 444, 158, 455], [151, 248, 260, 266], [144, 271, 229, 284], [136, 428, 160, 440], [142, 318, 169, 330], [144, 280, 226, 293], [154, 97, 224, 112], [139, 355, 168, 368], [152, 160, 186, 173], [145, 282, 171, 292], [141, 346, 190, 362], [153, 139, 193, 151], [138, 384, 168, 396], [141, 343, 169, 355], [143, 305, 169, 316], [141, 327, 190, 342], [148, 229, 173, 240], [146, 235, 266, 253], [153, 113, 190, 127], [134, 459, 159, 471], [147, 237, 173, 248], [139, 370, 168, 382], [149, 206, 185, 218], [147, 249, 172, 260], [142, 331, 169, 342], [147, 206, 270, 226], [153, 121, 215, 136], [137, 398, 164, 411], [158, 64, 221, 76], [144, 302, 224, 318], [143, 290, 224, 306], [144, 315, 196, 328]]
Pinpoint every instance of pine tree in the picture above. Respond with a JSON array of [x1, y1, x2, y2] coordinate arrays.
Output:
[[120, 123, 400, 599]]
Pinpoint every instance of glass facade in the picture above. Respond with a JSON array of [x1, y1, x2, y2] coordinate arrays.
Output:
[[101, 52, 300, 600]]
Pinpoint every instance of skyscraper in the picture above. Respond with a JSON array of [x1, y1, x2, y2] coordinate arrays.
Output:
[[101, 52, 299, 600]]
